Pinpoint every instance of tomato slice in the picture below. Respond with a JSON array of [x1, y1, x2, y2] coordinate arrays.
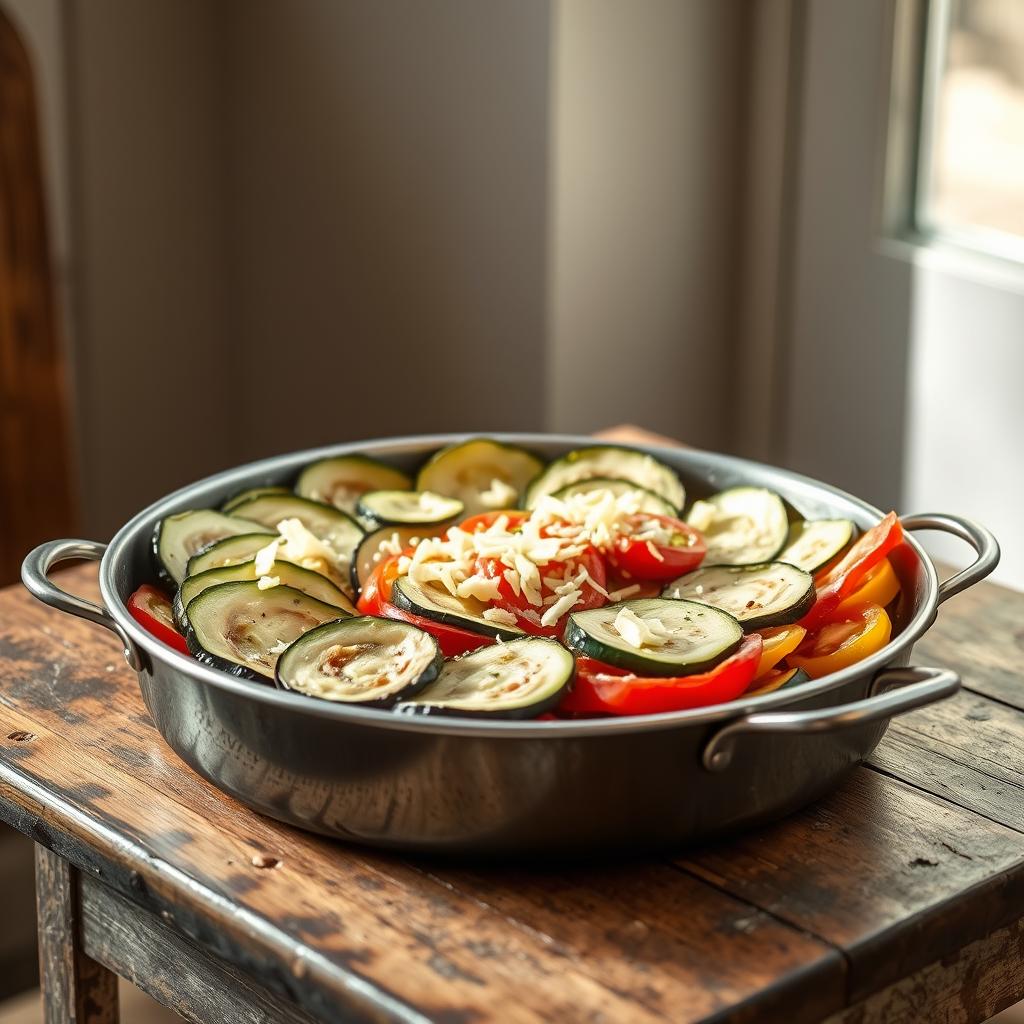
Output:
[[753, 624, 806, 680], [611, 514, 706, 581], [801, 512, 904, 629], [128, 584, 190, 655], [789, 603, 891, 678], [458, 510, 531, 533], [559, 634, 763, 716], [378, 602, 494, 657], [356, 550, 410, 615]]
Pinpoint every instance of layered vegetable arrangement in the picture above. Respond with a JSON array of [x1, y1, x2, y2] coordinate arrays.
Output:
[[128, 440, 907, 720]]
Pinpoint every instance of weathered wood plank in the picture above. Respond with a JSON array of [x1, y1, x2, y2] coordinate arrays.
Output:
[[869, 688, 1024, 833], [822, 915, 1024, 1024], [34, 845, 118, 1024], [80, 873, 317, 1024], [679, 767, 1024, 1003], [0, 566, 851, 1024]]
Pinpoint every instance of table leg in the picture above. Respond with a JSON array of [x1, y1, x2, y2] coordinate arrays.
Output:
[[34, 845, 119, 1023]]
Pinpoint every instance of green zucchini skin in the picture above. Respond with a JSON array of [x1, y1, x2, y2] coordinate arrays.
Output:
[[525, 445, 685, 510], [355, 490, 464, 529], [395, 637, 573, 719], [275, 617, 442, 707], [221, 486, 290, 514], [564, 599, 743, 677], [152, 509, 274, 587], [685, 487, 790, 566], [295, 455, 412, 514], [390, 576, 525, 641], [777, 519, 855, 573], [662, 562, 816, 632], [185, 533, 278, 578]]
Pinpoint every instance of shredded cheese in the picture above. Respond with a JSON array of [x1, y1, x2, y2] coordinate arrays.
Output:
[[613, 606, 673, 649], [257, 575, 280, 590]]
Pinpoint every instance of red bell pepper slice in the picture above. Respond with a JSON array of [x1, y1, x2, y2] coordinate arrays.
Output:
[[559, 633, 763, 716], [801, 512, 904, 630], [127, 584, 190, 655], [610, 514, 706, 581]]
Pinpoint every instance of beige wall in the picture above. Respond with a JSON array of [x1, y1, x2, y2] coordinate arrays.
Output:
[[8, 0, 745, 535]]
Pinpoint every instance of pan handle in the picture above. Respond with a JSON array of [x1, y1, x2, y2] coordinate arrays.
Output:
[[702, 665, 959, 772], [900, 513, 999, 605], [21, 540, 143, 671]]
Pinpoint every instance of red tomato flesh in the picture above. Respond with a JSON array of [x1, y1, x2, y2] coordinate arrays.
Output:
[[611, 513, 706, 581], [128, 584, 190, 655]]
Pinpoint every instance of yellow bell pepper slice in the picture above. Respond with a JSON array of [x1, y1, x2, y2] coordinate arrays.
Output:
[[748, 665, 804, 696], [789, 603, 892, 679], [754, 624, 807, 679], [836, 558, 899, 615]]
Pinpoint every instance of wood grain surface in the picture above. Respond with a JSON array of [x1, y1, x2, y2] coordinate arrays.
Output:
[[1, 426, 1022, 1022]]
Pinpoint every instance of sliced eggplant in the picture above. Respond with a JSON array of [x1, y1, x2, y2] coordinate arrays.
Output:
[[296, 455, 412, 515], [395, 638, 573, 718], [525, 446, 685, 510], [154, 510, 273, 586], [221, 486, 290, 514], [174, 558, 355, 629], [551, 478, 679, 516], [416, 438, 544, 516], [662, 562, 815, 631], [226, 494, 364, 599], [276, 617, 441, 706], [350, 526, 444, 596], [356, 490, 464, 528], [685, 487, 788, 565], [778, 519, 855, 573], [185, 533, 277, 578], [184, 581, 344, 681], [564, 598, 742, 676], [747, 666, 812, 697], [390, 576, 525, 641]]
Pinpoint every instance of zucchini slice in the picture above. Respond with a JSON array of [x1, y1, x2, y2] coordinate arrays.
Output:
[[350, 526, 444, 596], [416, 439, 544, 516], [778, 519, 855, 573], [685, 487, 788, 565], [390, 576, 525, 641], [662, 562, 815, 631], [395, 637, 573, 718], [565, 598, 742, 676], [221, 486, 290, 514], [296, 456, 412, 515], [226, 494, 364, 598], [184, 581, 344, 681], [747, 666, 811, 697], [525, 446, 685, 510], [174, 558, 355, 629], [356, 490, 464, 528], [276, 617, 441, 706], [154, 510, 274, 586], [185, 533, 277, 578], [551, 478, 679, 516]]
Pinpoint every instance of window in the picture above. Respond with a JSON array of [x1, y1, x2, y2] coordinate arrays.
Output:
[[916, 0, 1024, 248]]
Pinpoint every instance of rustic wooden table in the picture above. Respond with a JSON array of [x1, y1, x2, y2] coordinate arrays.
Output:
[[2, 458, 1023, 1022]]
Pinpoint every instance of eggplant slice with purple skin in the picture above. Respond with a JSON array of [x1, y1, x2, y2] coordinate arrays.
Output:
[[276, 616, 441, 707]]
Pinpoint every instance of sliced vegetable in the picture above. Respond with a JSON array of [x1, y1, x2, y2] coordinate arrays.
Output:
[[564, 598, 742, 676], [685, 487, 789, 565], [351, 527, 438, 596], [174, 558, 354, 629], [356, 490, 463, 528], [835, 557, 900, 615], [525, 445, 685, 510], [296, 455, 412, 515], [747, 666, 811, 697], [395, 637, 573, 718], [552, 478, 679, 516], [154, 510, 273, 586], [754, 624, 807, 678], [662, 562, 815, 631], [127, 585, 189, 655], [778, 519, 854, 573], [560, 633, 763, 716], [184, 581, 345, 680], [390, 576, 526, 641], [186, 533, 280, 578], [221, 486, 290, 514], [380, 603, 497, 658], [790, 603, 892, 678], [801, 512, 904, 630], [610, 513, 706, 581], [416, 438, 544, 516], [276, 617, 441, 706]]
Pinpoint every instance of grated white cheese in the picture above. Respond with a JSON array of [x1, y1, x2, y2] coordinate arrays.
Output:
[[478, 477, 519, 510], [253, 539, 280, 577], [257, 575, 280, 590], [267, 638, 290, 655], [482, 607, 518, 627], [613, 606, 673, 649]]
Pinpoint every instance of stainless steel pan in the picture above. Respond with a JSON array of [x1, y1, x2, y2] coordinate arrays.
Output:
[[22, 434, 999, 855]]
